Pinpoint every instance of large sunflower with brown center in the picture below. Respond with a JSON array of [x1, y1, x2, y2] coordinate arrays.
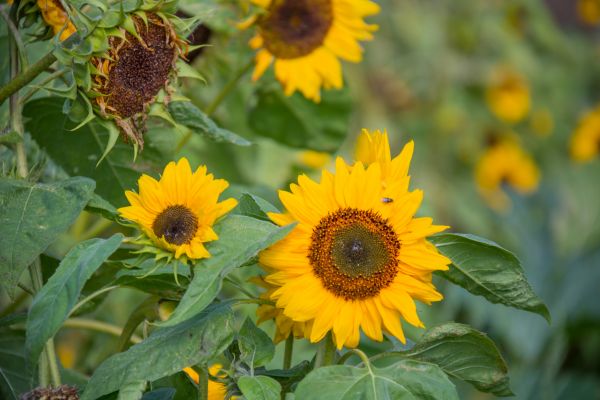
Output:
[[118, 158, 237, 260], [259, 130, 450, 349], [248, 0, 379, 102]]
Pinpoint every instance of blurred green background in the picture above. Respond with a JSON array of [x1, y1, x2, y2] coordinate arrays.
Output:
[[2, 0, 600, 398]]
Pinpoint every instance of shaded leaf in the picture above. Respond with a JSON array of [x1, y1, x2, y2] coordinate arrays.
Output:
[[26, 234, 124, 368], [0, 330, 32, 400], [117, 380, 146, 400], [141, 388, 176, 400], [248, 80, 351, 152], [238, 376, 281, 400], [168, 101, 251, 146], [295, 359, 458, 400], [431, 233, 550, 322], [81, 303, 234, 400], [238, 318, 275, 368], [235, 193, 278, 222], [0, 176, 95, 299], [158, 215, 294, 327], [85, 193, 119, 221]]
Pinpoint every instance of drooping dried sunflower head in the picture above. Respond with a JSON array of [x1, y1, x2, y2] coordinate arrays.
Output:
[[21, 385, 79, 400], [90, 12, 187, 147]]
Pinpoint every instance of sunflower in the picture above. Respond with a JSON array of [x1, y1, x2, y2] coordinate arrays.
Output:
[[37, 0, 76, 41], [577, 0, 600, 26], [247, 0, 379, 102], [183, 365, 229, 400], [252, 276, 312, 343], [259, 130, 450, 349], [570, 106, 600, 162], [118, 158, 237, 260], [475, 137, 540, 210], [486, 67, 530, 124]]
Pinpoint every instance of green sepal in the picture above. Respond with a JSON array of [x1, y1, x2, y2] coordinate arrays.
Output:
[[176, 59, 206, 83]]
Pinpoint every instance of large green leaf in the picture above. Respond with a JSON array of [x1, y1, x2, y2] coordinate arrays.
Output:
[[238, 376, 281, 400], [0, 176, 95, 299], [378, 323, 512, 396], [0, 330, 32, 400], [295, 359, 458, 399], [168, 101, 251, 146], [430, 233, 551, 322], [234, 193, 278, 222], [248, 80, 351, 152], [22, 97, 161, 206], [158, 215, 294, 327], [117, 381, 147, 400], [81, 303, 234, 400], [25, 234, 123, 368], [238, 318, 275, 368]]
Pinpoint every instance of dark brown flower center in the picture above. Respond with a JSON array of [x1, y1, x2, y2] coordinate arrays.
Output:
[[152, 205, 198, 245], [258, 0, 333, 59], [100, 14, 177, 118], [309, 208, 400, 300]]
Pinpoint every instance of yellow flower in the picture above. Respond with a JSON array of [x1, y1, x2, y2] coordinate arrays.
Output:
[[486, 67, 531, 124], [297, 150, 332, 169], [259, 130, 450, 349], [577, 0, 600, 26], [118, 158, 237, 260], [252, 276, 312, 343], [475, 138, 540, 210], [183, 365, 228, 400], [248, 0, 379, 102], [37, 0, 76, 41], [570, 107, 600, 162]]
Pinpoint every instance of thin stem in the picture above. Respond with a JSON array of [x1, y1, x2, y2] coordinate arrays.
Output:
[[342, 349, 371, 367], [45, 339, 61, 386], [232, 298, 273, 307], [17, 282, 34, 296], [63, 318, 143, 344], [315, 333, 336, 368], [69, 285, 119, 317], [19, 69, 68, 105], [79, 218, 114, 241], [0, 5, 27, 70], [175, 59, 253, 152], [0, 51, 57, 106], [198, 367, 208, 400], [283, 335, 294, 370], [224, 276, 257, 299]]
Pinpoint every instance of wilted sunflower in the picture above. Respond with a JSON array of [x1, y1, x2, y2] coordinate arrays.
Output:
[[7, 0, 76, 41], [247, 0, 380, 102], [475, 137, 540, 210], [90, 11, 187, 148], [118, 158, 237, 260], [183, 365, 229, 400], [570, 106, 600, 162], [259, 130, 450, 349], [486, 67, 530, 124], [252, 276, 312, 343]]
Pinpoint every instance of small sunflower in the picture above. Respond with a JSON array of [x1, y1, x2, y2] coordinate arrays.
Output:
[[577, 0, 600, 26], [118, 158, 237, 260], [570, 106, 600, 162], [486, 67, 530, 124], [297, 150, 332, 170], [183, 365, 228, 400], [475, 137, 540, 210], [259, 130, 450, 349], [252, 276, 311, 343], [247, 0, 379, 102]]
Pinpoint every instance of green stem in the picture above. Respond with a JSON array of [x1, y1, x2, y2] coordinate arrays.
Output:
[[341, 349, 371, 367], [198, 367, 208, 400], [315, 333, 336, 368], [69, 285, 118, 317], [0, 5, 28, 70], [78, 218, 114, 241], [175, 59, 253, 152], [0, 51, 57, 106], [283, 335, 294, 370], [45, 339, 61, 386], [63, 318, 143, 343], [19, 69, 68, 105]]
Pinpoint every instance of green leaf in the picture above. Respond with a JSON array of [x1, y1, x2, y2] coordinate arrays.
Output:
[[0, 176, 95, 299], [168, 101, 251, 146], [158, 215, 294, 327], [238, 318, 275, 368], [235, 193, 278, 222], [0, 330, 32, 400], [152, 372, 197, 400], [381, 323, 512, 396], [85, 193, 119, 221], [25, 234, 124, 368], [114, 269, 188, 300], [248, 80, 351, 152], [81, 303, 235, 400], [295, 359, 458, 400], [117, 381, 147, 400], [141, 388, 176, 400], [0, 130, 22, 144], [23, 97, 163, 206], [238, 376, 281, 400], [430, 233, 551, 322]]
